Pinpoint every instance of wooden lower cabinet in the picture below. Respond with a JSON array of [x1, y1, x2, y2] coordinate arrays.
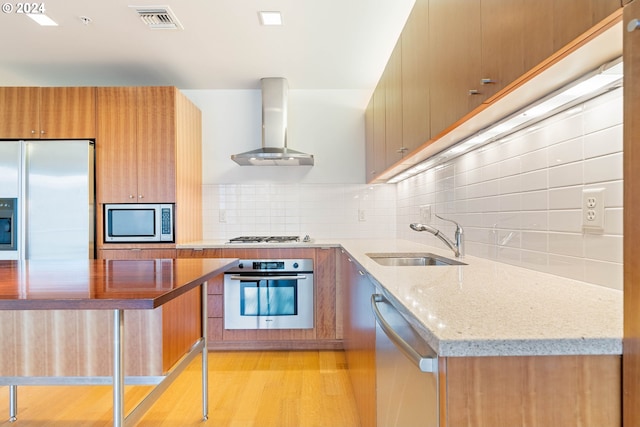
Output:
[[340, 249, 376, 427], [441, 355, 621, 427], [177, 247, 340, 350]]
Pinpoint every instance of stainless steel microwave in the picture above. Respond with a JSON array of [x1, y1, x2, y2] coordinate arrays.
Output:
[[104, 203, 174, 243]]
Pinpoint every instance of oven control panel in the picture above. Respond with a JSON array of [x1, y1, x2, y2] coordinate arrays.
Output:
[[230, 258, 313, 273]]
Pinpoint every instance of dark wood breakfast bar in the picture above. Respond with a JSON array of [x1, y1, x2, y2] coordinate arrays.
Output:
[[0, 257, 238, 427]]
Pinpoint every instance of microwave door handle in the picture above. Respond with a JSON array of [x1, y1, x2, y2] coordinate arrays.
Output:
[[229, 275, 307, 281]]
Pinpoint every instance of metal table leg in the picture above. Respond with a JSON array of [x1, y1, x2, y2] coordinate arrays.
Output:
[[201, 281, 209, 421], [113, 309, 125, 427], [9, 385, 16, 422]]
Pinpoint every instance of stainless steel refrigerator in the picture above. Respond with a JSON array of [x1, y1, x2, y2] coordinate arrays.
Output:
[[0, 140, 94, 260]]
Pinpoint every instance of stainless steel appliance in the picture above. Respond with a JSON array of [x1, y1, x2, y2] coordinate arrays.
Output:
[[372, 293, 439, 427], [224, 258, 314, 329], [104, 203, 174, 243], [0, 140, 94, 260], [0, 199, 17, 251]]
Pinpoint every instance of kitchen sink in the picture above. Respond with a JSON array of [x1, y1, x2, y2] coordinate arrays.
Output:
[[366, 252, 467, 267]]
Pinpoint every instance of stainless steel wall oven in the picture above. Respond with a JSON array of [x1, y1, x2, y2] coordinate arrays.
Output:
[[223, 258, 314, 329]]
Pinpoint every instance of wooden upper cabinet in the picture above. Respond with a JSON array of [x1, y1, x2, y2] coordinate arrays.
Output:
[[364, 97, 376, 183], [372, 83, 387, 180], [401, 0, 430, 154], [384, 40, 404, 169], [429, 0, 482, 138], [554, 0, 621, 52], [96, 87, 139, 203], [0, 87, 95, 139], [96, 86, 177, 204], [39, 87, 96, 139], [136, 87, 177, 203]]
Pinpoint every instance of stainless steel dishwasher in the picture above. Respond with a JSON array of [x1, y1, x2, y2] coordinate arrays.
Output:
[[371, 293, 438, 427]]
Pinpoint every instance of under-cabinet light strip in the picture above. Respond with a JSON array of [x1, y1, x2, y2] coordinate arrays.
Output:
[[388, 58, 623, 184]]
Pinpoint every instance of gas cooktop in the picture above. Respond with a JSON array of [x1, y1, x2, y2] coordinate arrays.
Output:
[[227, 236, 301, 244]]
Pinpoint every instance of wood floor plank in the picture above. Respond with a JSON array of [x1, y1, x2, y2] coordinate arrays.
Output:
[[0, 350, 360, 427]]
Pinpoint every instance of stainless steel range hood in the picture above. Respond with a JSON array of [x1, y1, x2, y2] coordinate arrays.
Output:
[[231, 77, 314, 166]]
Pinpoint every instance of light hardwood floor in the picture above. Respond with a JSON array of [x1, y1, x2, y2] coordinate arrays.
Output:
[[0, 351, 360, 427]]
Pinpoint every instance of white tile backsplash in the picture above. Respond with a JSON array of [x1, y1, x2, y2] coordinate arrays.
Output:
[[397, 87, 623, 289], [203, 183, 397, 241]]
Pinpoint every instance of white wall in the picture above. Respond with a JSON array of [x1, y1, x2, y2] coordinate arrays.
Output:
[[182, 89, 370, 184], [397, 88, 623, 289], [182, 88, 398, 241]]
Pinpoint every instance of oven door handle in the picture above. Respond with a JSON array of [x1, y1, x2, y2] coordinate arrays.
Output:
[[228, 275, 308, 281]]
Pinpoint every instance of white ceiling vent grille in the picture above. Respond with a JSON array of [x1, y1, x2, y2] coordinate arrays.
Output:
[[130, 5, 183, 30]]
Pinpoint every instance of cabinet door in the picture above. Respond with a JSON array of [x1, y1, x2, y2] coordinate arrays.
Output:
[[429, 0, 482, 137], [401, 0, 430, 153], [480, 0, 526, 101], [624, 2, 640, 425], [553, 0, 620, 52], [39, 87, 96, 139], [384, 40, 404, 168], [372, 83, 387, 180], [96, 87, 138, 203], [365, 97, 376, 183], [136, 87, 176, 203], [0, 87, 39, 138], [342, 251, 376, 427]]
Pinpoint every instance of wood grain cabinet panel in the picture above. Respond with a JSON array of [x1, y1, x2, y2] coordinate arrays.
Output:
[[400, 0, 430, 155], [96, 87, 176, 204], [624, 1, 640, 425], [442, 355, 621, 427], [0, 87, 95, 139], [384, 40, 404, 169], [340, 250, 376, 427], [364, 98, 376, 182], [428, 0, 482, 138]]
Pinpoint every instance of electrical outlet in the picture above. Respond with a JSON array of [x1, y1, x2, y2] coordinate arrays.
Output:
[[419, 205, 432, 223], [582, 188, 604, 233], [358, 209, 366, 222], [219, 209, 227, 223]]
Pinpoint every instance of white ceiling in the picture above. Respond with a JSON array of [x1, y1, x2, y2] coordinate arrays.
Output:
[[0, 0, 416, 90]]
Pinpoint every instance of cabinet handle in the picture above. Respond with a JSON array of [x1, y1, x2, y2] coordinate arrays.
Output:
[[31, 130, 36, 134], [138, 195, 144, 199], [481, 78, 496, 85], [129, 195, 135, 199], [628, 18, 640, 32], [40, 130, 45, 134], [468, 89, 480, 95], [358, 270, 365, 276], [396, 147, 408, 154]]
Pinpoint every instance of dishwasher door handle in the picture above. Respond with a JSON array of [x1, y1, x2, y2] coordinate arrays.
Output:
[[371, 294, 437, 373]]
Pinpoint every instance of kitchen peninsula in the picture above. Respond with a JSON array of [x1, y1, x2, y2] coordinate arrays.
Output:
[[0, 257, 238, 426], [181, 238, 623, 426]]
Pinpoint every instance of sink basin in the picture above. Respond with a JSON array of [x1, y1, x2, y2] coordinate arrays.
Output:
[[366, 252, 467, 266]]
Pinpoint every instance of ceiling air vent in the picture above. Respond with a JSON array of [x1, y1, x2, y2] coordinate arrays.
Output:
[[130, 5, 183, 30]]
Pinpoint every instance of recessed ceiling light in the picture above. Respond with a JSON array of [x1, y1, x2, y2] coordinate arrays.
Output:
[[259, 11, 282, 26], [27, 13, 58, 26]]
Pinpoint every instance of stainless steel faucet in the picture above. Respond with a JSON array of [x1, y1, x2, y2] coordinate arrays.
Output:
[[410, 214, 464, 258]]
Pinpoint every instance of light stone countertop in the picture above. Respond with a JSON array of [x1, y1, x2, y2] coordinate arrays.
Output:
[[178, 238, 622, 357]]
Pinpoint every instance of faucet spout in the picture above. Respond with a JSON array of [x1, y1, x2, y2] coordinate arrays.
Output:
[[410, 215, 464, 258]]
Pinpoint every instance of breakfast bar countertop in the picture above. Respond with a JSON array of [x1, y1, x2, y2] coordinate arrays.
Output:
[[178, 238, 622, 357]]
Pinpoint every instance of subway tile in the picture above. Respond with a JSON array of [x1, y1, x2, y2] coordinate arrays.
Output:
[[548, 137, 583, 166], [548, 186, 583, 210], [584, 125, 622, 159], [584, 153, 623, 184], [584, 234, 623, 264], [548, 232, 584, 257], [548, 210, 583, 233], [549, 162, 583, 188]]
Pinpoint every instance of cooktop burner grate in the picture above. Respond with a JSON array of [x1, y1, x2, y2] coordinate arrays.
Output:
[[228, 236, 300, 243]]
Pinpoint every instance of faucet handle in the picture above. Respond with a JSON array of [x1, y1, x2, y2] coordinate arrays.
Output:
[[435, 214, 462, 231]]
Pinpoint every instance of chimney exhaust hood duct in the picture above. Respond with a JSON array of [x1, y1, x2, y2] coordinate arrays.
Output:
[[231, 77, 314, 166]]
